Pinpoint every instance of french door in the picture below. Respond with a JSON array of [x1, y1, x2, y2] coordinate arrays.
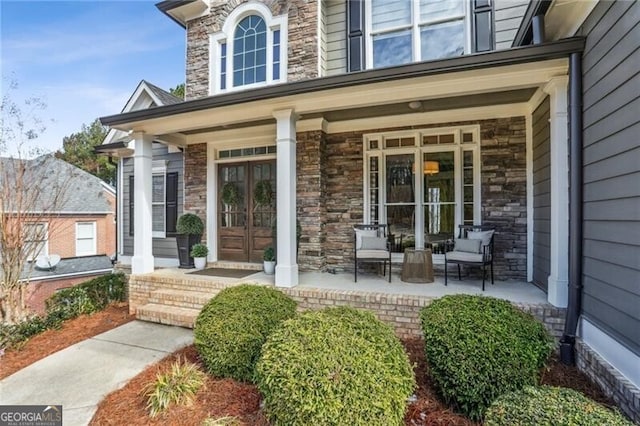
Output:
[[218, 160, 276, 262]]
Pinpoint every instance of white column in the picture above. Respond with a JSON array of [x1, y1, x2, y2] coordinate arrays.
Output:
[[543, 77, 569, 307], [131, 132, 155, 274], [273, 109, 298, 287]]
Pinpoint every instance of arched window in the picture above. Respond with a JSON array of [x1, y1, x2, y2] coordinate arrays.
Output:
[[210, 3, 287, 94], [233, 15, 267, 86]]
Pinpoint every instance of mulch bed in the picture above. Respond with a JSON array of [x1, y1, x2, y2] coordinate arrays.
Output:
[[0, 302, 134, 380], [90, 338, 614, 426]]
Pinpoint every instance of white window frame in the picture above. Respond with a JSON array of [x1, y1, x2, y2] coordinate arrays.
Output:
[[209, 2, 288, 94], [363, 126, 481, 252], [364, 0, 472, 69], [75, 221, 97, 257], [152, 161, 167, 238], [24, 222, 49, 261]]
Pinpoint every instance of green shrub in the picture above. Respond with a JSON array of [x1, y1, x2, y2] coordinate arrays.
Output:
[[145, 359, 206, 417], [194, 284, 296, 382], [420, 295, 553, 421], [0, 273, 126, 351], [485, 385, 633, 426], [190, 243, 209, 258], [255, 307, 416, 426], [176, 213, 204, 235]]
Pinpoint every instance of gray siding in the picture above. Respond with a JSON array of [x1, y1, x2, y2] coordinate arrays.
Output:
[[578, 0, 640, 355], [325, 0, 346, 76], [532, 96, 551, 290], [319, 0, 327, 76], [122, 144, 184, 259], [494, 0, 528, 50]]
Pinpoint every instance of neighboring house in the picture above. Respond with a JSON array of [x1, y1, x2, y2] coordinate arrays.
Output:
[[98, 0, 639, 420], [97, 80, 184, 268], [0, 156, 116, 312]]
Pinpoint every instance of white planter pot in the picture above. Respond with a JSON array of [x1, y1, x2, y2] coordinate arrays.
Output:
[[264, 260, 276, 275], [194, 257, 207, 270]]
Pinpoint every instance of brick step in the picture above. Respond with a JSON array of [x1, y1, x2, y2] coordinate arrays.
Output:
[[129, 275, 241, 293], [136, 303, 199, 328], [209, 261, 263, 271], [148, 289, 217, 309]]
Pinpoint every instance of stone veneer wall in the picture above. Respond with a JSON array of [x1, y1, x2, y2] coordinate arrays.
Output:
[[184, 143, 208, 241], [185, 0, 319, 100], [296, 131, 328, 271], [575, 340, 640, 423], [311, 117, 527, 280]]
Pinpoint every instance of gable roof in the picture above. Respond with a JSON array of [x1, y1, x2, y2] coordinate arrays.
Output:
[[100, 80, 183, 147], [0, 155, 114, 214]]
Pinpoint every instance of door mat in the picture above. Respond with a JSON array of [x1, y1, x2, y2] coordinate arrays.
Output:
[[188, 268, 258, 279]]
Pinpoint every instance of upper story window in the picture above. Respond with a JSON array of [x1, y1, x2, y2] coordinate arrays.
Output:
[[211, 3, 287, 94], [367, 0, 471, 69]]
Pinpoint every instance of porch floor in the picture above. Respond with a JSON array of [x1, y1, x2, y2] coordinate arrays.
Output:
[[144, 266, 547, 305]]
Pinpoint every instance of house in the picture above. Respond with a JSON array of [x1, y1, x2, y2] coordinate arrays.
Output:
[[0, 156, 116, 313], [98, 0, 639, 420]]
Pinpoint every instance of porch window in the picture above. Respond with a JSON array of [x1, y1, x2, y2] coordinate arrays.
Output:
[[210, 3, 287, 94], [367, 0, 469, 68], [364, 126, 480, 251], [24, 222, 48, 260], [75, 221, 96, 256]]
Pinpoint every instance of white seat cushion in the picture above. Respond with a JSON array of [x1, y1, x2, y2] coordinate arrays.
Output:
[[446, 251, 484, 263], [357, 249, 390, 259]]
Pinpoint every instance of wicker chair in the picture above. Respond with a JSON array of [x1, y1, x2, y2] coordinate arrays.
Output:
[[444, 225, 495, 290], [353, 224, 392, 282]]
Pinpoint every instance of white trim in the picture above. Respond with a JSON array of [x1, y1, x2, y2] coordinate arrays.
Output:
[[209, 2, 288, 95], [131, 132, 155, 274], [118, 157, 124, 257], [580, 317, 640, 389], [545, 0, 598, 41], [26, 269, 114, 283], [525, 113, 534, 282], [117, 255, 179, 268], [75, 221, 97, 257], [206, 142, 217, 262]]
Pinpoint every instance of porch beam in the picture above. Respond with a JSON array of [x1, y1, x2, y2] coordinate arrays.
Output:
[[131, 132, 155, 274], [543, 76, 569, 308], [274, 109, 299, 288]]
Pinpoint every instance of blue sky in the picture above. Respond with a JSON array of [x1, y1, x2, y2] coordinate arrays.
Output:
[[1, 0, 185, 153]]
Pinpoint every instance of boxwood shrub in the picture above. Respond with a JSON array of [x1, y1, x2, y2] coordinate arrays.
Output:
[[193, 284, 296, 382], [420, 295, 553, 421], [255, 307, 416, 426], [485, 385, 633, 425]]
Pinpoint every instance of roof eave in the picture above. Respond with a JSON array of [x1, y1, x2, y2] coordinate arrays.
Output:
[[512, 0, 554, 47], [100, 37, 585, 128], [155, 0, 196, 29]]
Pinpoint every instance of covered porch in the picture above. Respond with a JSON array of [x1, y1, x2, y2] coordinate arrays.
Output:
[[101, 38, 585, 311]]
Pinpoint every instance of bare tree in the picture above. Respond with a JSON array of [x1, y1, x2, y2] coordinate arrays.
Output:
[[0, 82, 72, 324]]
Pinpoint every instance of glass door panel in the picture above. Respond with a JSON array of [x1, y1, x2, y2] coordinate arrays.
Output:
[[385, 153, 415, 244], [218, 163, 248, 262], [423, 151, 455, 246]]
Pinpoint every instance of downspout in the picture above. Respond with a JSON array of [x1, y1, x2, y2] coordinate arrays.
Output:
[[108, 156, 118, 267], [560, 52, 584, 365]]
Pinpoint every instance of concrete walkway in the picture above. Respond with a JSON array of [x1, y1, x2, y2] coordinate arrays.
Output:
[[0, 321, 193, 426]]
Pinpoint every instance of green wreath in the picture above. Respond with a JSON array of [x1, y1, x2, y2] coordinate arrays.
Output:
[[221, 182, 239, 206], [254, 179, 273, 207]]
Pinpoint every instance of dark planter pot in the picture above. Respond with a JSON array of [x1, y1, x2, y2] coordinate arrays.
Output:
[[176, 234, 202, 269]]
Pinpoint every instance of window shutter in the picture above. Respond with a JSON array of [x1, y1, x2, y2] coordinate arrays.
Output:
[[347, 0, 366, 72], [165, 172, 178, 236], [129, 175, 134, 236], [472, 0, 494, 53]]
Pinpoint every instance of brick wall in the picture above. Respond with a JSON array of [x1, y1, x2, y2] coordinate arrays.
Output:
[[186, 0, 319, 99], [26, 273, 110, 314], [184, 143, 208, 242], [576, 340, 640, 423]]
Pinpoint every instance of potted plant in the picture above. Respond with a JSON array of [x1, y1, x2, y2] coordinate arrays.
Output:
[[175, 213, 204, 268], [263, 246, 276, 275], [190, 243, 209, 270]]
